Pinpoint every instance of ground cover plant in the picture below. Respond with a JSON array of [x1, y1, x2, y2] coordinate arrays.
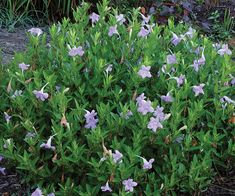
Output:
[[0, 0, 235, 195]]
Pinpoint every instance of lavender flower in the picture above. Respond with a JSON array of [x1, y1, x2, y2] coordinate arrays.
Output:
[[47, 193, 55, 196], [28, 28, 43, 36], [12, 90, 23, 98], [138, 65, 152, 79], [122, 178, 138, 192], [138, 27, 150, 37], [173, 75, 185, 87], [116, 14, 126, 24], [33, 89, 49, 101], [212, 43, 221, 50], [19, 63, 30, 72], [161, 92, 174, 103], [194, 47, 204, 55], [0, 167, 6, 175], [112, 150, 123, 163], [142, 158, 154, 170], [84, 110, 98, 129], [136, 93, 146, 104], [25, 132, 36, 138], [68, 46, 84, 57], [184, 27, 196, 38], [147, 117, 163, 132], [153, 106, 165, 121], [137, 100, 154, 115], [231, 77, 235, 86], [218, 44, 232, 56], [55, 85, 61, 92], [220, 96, 235, 105], [174, 134, 185, 143], [31, 188, 43, 196], [141, 14, 151, 25], [4, 112, 12, 123], [89, 12, 100, 24], [105, 64, 113, 74], [192, 84, 205, 96], [0, 155, 4, 162], [171, 32, 182, 46], [3, 139, 11, 149], [120, 110, 133, 119], [191, 52, 205, 72], [101, 181, 112, 192], [40, 136, 56, 151], [166, 54, 177, 65], [108, 25, 118, 37]]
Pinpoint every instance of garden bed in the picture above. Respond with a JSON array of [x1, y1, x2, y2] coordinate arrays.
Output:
[[0, 1, 234, 195]]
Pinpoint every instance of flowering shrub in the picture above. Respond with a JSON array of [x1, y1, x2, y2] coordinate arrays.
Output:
[[0, 0, 235, 195]]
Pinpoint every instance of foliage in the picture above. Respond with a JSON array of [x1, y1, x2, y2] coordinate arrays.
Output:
[[207, 9, 234, 40], [0, 0, 149, 28], [0, 0, 235, 195]]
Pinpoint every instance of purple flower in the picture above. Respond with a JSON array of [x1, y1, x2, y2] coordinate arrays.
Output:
[[47, 193, 55, 196], [101, 181, 112, 192], [28, 28, 43, 36], [174, 75, 185, 87], [25, 132, 36, 138], [161, 64, 167, 74], [112, 150, 123, 163], [68, 46, 84, 57], [105, 64, 113, 74], [89, 12, 100, 24], [147, 117, 163, 132], [136, 93, 146, 104], [31, 188, 43, 196], [231, 77, 235, 86], [19, 63, 30, 71], [194, 47, 203, 55], [138, 65, 152, 78], [4, 112, 12, 123], [3, 139, 11, 149], [122, 178, 138, 192], [142, 158, 154, 170], [218, 44, 232, 56], [0, 167, 6, 175], [116, 14, 126, 24], [161, 92, 174, 103], [174, 134, 185, 143], [141, 14, 151, 25], [12, 90, 23, 98], [192, 53, 205, 72], [138, 27, 150, 37], [40, 136, 56, 151], [84, 110, 98, 129], [166, 54, 177, 65], [137, 100, 154, 115], [0, 155, 4, 162], [212, 43, 221, 50], [184, 27, 195, 38], [220, 96, 235, 105], [33, 89, 49, 101], [108, 25, 118, 37], [192, 83, 205, 96], [153, 106, 165, 121], [171, 32, 182, 46], [55, 85, 61, 92], [120, 110, 133, 119]]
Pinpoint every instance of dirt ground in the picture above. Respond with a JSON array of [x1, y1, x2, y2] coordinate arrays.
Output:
[[0, 28, 28, 65]]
